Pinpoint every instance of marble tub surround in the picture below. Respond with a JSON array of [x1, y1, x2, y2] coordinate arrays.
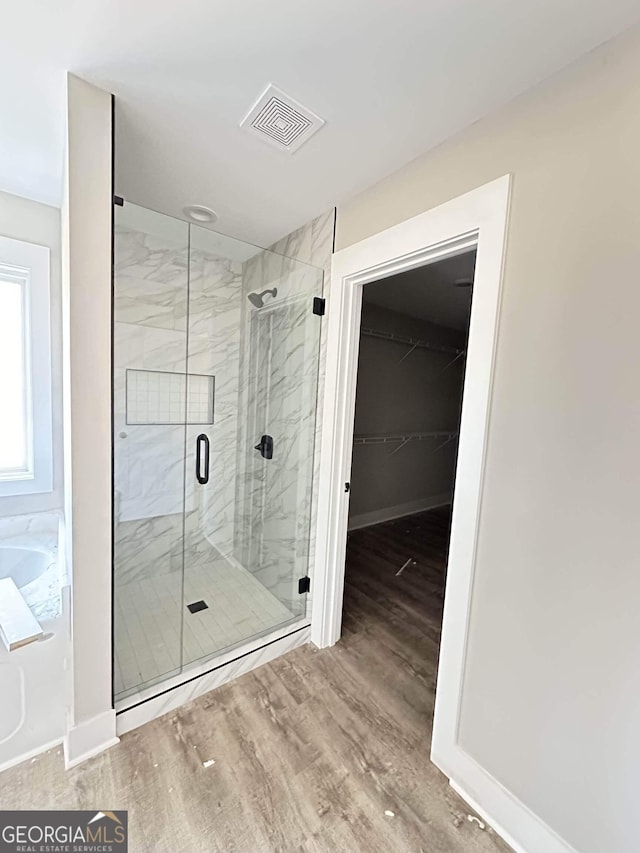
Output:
[[0, 513, 63, 621], [15, 548, 61, 622], [0, 511, 60, 541], [0, 578, 43, 651]]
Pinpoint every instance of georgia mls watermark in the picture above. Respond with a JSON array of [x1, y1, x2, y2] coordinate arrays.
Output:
[[0, 811, 128, 853]]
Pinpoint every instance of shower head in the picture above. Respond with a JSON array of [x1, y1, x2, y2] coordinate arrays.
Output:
[[247, 288, 278, 308]]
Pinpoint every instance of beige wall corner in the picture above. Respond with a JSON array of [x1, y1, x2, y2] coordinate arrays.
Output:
[[62, 74, 117, 761]]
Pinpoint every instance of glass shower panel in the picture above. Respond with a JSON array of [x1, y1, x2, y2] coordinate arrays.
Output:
[[113, 203, 189, 701], [239, 262, 322, 616], [181, 230, 322, 669], [180, 226, 248, 666], [113, 201, 324, 701]]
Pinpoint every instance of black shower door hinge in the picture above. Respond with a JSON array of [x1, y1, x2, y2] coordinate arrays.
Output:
[[298, 576, 311, 594], [113, 195, 124, 206], [312, 297, 325, 316]]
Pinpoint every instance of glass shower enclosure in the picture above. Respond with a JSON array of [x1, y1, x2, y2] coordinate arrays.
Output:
[[112, 202, 322, 703]]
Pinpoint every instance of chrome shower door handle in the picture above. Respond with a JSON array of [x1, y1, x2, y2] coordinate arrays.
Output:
[[196, 433, 210, 484]]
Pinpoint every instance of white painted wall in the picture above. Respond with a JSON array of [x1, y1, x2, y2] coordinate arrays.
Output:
[[62, 75, 117, 766], [336, 24, 640, 853], [0, 191, 63, 516]]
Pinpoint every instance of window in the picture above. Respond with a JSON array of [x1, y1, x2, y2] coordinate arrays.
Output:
[[0, 236, 52, 497], [0, 269, 29, 477]]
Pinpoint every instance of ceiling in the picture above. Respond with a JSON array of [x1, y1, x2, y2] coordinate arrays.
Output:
[[3, 2, 640, 247], [364, 251, 476, 332]]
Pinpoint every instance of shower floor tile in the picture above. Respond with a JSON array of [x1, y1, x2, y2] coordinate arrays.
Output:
[[114, 558, 296, 699]]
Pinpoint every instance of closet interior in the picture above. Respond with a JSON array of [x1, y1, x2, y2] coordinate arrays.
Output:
[[349, 249, 475, 533], [343, 247, 475, 681]]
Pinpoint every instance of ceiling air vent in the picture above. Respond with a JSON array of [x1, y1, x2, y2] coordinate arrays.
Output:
[[240, 84, 325, 154]]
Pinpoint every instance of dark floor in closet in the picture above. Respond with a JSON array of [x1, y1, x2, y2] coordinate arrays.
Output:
[[0, 507, 511, 853], [344, 505, 453, 644]]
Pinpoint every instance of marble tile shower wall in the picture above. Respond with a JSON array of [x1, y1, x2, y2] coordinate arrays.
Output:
[[235, 211, 335, 609], [184, 248, 243, 568], [236, 297, 314, 615], [114, 212, 334, 610], [114, 226, 188, 586], [113, 226, 243, 585]]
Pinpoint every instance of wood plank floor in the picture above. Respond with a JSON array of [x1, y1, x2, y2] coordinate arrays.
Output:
[[0, 509, 512, 853]]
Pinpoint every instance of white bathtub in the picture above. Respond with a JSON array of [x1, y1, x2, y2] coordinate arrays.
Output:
[[0, 546, 53, 590], [0, 523, 68, 773]]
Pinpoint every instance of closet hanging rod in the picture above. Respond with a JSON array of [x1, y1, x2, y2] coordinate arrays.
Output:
[[353, 430, 459, 446], [360, 327, 463, 356]]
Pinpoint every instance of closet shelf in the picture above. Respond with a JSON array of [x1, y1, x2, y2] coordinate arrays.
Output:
[[360, 327, 464, 357]]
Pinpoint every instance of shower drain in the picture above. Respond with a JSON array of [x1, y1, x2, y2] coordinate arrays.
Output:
[[187, 600, 208, 614]]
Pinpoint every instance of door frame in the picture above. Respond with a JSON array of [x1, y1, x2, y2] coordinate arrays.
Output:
[[311, 173, 511, 777]]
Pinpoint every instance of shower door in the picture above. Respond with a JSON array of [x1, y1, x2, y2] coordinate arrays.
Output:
[[239, 294, 318, 615], [180, 227, 323, 669], [113, 204, 190, 700], [113, 204, 323, 700]]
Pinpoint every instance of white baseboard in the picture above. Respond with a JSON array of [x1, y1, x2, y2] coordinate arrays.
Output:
[[449, 779, 529, 853], [348, 493, 452, 531], [116, 621, 310, 736], [441, 753, 578, 853], [0, 737, 63, 775], [63, 709, 118, 769]]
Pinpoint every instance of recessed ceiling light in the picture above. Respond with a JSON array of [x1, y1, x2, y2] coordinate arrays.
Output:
[[183, 205, 218, 224]]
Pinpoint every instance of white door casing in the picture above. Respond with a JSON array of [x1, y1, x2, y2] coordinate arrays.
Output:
[[308, 176, 578, 853]]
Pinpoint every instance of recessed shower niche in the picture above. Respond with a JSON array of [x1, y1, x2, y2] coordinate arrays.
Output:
[[112, 201, 322, 703], [125, 370, 215, 425]]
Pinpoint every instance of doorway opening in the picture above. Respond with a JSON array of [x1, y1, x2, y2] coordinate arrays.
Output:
[[313, 177, 510, 812], [342, 247, 475, 743]]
